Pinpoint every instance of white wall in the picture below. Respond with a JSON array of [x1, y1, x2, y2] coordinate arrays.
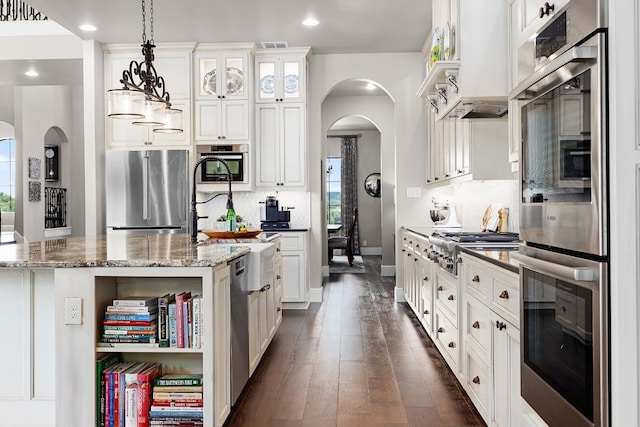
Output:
[[326, 129, 382, 250]]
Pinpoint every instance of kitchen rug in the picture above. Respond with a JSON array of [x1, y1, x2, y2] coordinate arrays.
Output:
[[329, 255, 365, 273]]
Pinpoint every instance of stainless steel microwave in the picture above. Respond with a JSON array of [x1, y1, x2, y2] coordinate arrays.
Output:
[[196, 144, 249, 184]]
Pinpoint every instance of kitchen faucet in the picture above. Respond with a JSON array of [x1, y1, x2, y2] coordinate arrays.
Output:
[[190, 156, 233, 243]]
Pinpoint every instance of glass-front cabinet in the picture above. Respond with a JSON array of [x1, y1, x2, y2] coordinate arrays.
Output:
[[255, 55, 306, 103], [194, 46, 253, 101]]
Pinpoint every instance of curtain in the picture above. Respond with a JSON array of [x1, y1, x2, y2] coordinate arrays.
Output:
[[340, 136, 359, 255]]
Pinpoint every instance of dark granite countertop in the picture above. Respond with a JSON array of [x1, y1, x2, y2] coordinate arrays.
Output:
[[0, 233, 250, 268], [458, 246, 521, 274]]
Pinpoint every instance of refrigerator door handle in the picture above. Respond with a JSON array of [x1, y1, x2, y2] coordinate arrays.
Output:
[[142, 153, 149, 220]]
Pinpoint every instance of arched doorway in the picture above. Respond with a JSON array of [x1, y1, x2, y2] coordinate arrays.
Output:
[[0, 121, 16, 243]]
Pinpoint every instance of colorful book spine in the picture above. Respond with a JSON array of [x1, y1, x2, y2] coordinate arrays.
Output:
[[103, 319, 155, 326], [192, 296, 201, 350], [168, 303, 178, 348], [153, 375, 203, 387], [124, 362, 147, 427], [107, 305, 158, 313], [136, 363, 160, 427], [97, 353, 120, 427], [104, 313, 158, 321], [158, 293, 175, 348], [175, 292, 190, 349], [183, 298, 191, 348], [151, 392, 203, 400]]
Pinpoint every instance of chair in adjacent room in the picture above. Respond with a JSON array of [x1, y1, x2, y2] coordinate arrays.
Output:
[[328, 208, 358, 266]]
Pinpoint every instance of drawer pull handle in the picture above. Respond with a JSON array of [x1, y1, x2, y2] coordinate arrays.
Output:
[[437, 327, 445, 333], [437, 286, 444, 291], [472, 321, 480, 329], [277, 307, 282, 312], [472, 275, 480, 282], [496, 321, 507, 331], [448, 342, 456, 348], [472, 376, 480, 384], [423, 276, 429, 281], [424, 309, 429, 315], [499, 290, 509, 299], [447, 295, 454, 301]]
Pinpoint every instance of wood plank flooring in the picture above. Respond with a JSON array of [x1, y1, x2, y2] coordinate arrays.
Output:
[[226, 255, 485, 427]]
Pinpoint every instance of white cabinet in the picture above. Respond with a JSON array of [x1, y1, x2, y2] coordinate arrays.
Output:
[[426, 119, 512, 186], [491, 311, 521, 427], [104, 44, 194, 149], [461, 253, 522, 427], [434, 267, 460, 372], [193, 45, 254, 145], [194, 99, 250, 142], [194, 47, 252, 101], [255, 53, 307, 103], [247, 289, 260, 375], [55, 264, 232, 427], [280, 232, 309, 305], [255, 103, 306, 189]]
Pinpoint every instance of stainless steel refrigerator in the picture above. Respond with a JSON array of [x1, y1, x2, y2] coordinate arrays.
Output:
[[106, 150, 189, 234]]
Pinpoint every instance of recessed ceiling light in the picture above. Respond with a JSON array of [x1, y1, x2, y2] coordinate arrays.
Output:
[[365, 83, 376, 90], [79, 23, 97, 32], [25, 70, 39, 77], [302, 17, 319, 27]]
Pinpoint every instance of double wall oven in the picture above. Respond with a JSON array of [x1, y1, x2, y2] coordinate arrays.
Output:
[[510, 1, 608, 426]]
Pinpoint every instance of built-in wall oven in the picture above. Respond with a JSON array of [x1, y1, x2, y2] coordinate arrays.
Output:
[[510, 0, 608, 426], [196, 143, 249, 184]]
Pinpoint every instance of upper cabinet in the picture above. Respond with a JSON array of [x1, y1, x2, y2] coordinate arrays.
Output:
[[104, 43, 195, 149], [255, 51, 308, 104], [418, 0, 508, 121], [193, 44, 255, 145]]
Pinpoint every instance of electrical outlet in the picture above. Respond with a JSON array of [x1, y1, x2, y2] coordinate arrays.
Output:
[[363, 240, 368, 246], [64, 297, 83, 325]]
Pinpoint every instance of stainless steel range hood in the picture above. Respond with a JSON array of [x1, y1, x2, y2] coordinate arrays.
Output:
[[451, 99, 508, 119]]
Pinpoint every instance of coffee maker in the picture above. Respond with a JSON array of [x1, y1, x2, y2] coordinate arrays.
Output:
[[260, 196, 292, 230]]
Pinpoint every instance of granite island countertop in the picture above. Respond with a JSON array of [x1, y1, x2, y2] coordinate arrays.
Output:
[[0, 233, 252, 268]]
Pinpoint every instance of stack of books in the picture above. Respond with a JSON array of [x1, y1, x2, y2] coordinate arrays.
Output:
[[101, 361, 160, 427], [102, 296, 159, 345], [150, 374, 204, 426]]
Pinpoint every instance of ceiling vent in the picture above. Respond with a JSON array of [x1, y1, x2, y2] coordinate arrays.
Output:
[[260, 41, 288, 49]]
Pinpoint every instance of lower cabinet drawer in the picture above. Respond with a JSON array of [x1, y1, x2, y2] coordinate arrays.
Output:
[[435, 270, 458, 320], [464, 292, 491, 360], [421, 291, 433, 335], [465, 347, 490, 420], [435, 308, 458, 369]]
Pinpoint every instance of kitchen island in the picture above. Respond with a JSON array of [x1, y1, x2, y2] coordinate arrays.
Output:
[[0, 233, 252, 427]]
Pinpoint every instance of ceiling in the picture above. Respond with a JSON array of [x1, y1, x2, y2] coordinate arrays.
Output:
[[25, 0, 431, 55]]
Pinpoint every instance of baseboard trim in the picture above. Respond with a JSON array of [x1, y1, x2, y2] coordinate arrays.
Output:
[[283, 301, 311, 310], [381, 265, 396, 277], [394, 286, 405, 302], [360, 247, 382, 255], [310, 287, 323, 303]]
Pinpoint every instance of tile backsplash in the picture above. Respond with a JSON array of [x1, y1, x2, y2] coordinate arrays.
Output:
[[197, 191, 311, 230]]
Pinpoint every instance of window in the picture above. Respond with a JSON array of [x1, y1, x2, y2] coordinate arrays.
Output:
[[326, 157, 341, 224], [0, 138, 16, 212]]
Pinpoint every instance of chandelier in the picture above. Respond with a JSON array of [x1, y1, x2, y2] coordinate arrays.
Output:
[[106, 0, 182, 133]]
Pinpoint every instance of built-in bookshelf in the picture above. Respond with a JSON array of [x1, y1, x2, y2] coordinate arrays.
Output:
[[56, 265, 231, 427]]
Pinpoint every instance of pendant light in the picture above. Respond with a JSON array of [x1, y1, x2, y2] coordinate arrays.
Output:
[[106, 0, 183, 133]]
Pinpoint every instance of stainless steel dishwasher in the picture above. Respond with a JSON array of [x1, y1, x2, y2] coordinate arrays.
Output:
[[229, 255, 249, 405]]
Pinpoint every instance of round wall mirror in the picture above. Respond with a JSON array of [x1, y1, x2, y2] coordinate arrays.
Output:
[[364, 172, 381, 197]]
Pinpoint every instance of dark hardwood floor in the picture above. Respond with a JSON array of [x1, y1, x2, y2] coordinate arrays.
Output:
[[226, 255, 485, 427]]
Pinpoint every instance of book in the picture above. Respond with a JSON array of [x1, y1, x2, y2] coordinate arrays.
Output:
[[110, 362, 136, 427], [150, 406, 204, 413], [103, 319, 155, 326], [136, 363, 161, 427], [183, 297, 191, 348], [103, 329, 157, 336], [104, 313, 158, 321], [191, 296, 202, 349], [107, 305, 159, 314], [149, 421, 203, 426], [124, 362, 149, 427], [148, 410, 203, 419], [175, 292, 191, 349], [154, 374, 203, 387], [152, 385, 203, 393], [104, 325, 157, 332], [97, 353, 120, 427], [101, 336, 158, 344], [150, 400, 203, 407], [113, 296, 159, 307], [158, 293, 175, 348], [168, 303, 178, 348], [152, 392, 203, 400]]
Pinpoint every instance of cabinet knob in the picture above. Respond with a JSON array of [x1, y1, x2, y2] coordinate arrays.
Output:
[[472, 275, 480, 283], [457, 169, 464, 174], [499, 290, 509, 299], [448, 341, 456, 348], [437, 286, 444, 291], [539, 2, 555, 18], [277, 307, 282, 312], [434, 177, 439, 181], [447, 295, 454, 301], [423, 309, 429, 315], [423, 276, 429, 281], [445, 174, 450, 178], [472, 321, 480, 329], [472, 376, 480, 384], [276, 275, 281, 280], [496, 321, 507, 331], [437, 327, 445, 333]]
